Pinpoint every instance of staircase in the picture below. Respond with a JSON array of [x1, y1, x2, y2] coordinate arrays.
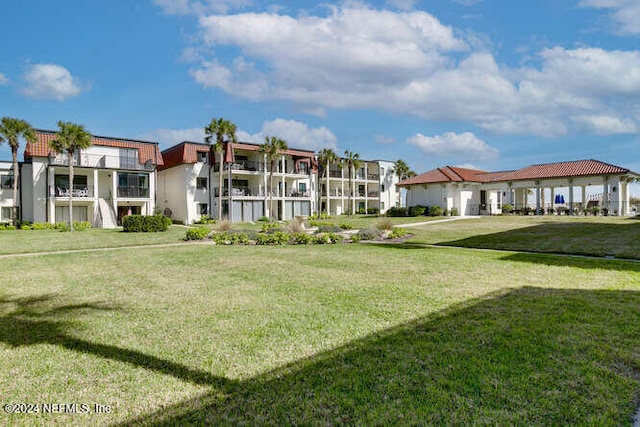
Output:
[[98, 198, 118, 228]]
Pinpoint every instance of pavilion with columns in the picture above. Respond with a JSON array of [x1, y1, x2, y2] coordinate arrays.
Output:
[[398, 159, 639, 216]]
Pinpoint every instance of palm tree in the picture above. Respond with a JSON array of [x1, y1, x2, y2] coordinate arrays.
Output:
[[204, 117, 237, 220], [343, 150, 362, 216], [49, 121, 92, 231], [260, 136, 288, 220], [392, 159, 416, 207], [0, 117, 36, 226], [317, 148, 338, 216]]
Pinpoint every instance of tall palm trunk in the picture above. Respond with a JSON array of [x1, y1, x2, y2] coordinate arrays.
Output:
[[218, 150, 224, 220], [11, 148, 19, 226], [325, 159, 330, 215], [348, 166, 353, 216], [68, 150, 75, 232]]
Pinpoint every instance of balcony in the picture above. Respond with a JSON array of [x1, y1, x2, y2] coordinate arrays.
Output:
[[229, 160, 263, 172], [117, 186, 149, 198], [49, 153, 155, 171], [52, 185, 94, 198], [329, 170, 342, 178], [367, 173, 379, 181]]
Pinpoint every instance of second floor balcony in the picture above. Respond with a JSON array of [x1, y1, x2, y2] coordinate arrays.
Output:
[[51, 185, 94, 198], [117, 186, 149, 198], [49, 152, 155, 171]]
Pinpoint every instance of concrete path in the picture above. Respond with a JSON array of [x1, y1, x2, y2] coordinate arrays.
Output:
[[395, 216, 481, 228]]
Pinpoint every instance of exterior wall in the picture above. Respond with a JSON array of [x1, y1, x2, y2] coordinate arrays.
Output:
[[0, 162, 17, 222], [158, 165, 189, 224]]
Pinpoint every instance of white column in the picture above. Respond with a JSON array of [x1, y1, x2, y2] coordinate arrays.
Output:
[[535, 185, 541, 213], [93, 169, 99, 225], [48, 166, 56, 224], [569, 182, 574, 215], [112, 171, 118, 215], [550, 187, 555, 213]]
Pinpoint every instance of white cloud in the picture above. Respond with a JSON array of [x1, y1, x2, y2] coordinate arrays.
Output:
[[21, 64, 84, 101], [571, 114, 638, 134], [154, 0, 251, 15], [407, 132, 499, 161], [184, 5, 640, 138], [580, 0, 640, 35], [0, 73, 8, 85], [139, 127, 205, 149], [143, 119, 336, 151], [386, 0, 416, 10]]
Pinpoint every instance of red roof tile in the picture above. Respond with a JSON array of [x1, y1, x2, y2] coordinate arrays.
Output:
[[160, 142, 211, 170], [397, 166, 488, 186], [399, 159, 634, 187], [26, 130, 163, 166], [491, 159, 630, 181]]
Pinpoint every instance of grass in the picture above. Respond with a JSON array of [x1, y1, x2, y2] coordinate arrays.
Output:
[[404, 215, 640, 259], [0, 226, 186, 255], [1, 229, 640, 424], [311, 214, 441, 229]]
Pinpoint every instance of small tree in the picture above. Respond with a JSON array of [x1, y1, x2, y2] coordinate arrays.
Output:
[[49, 121, 92, 231], [0, 117, 36, 226], [343, 150, 362, 216], [204, 117, 237, 220], [317, 148, 338, 215], [260, 136, 288, 220]]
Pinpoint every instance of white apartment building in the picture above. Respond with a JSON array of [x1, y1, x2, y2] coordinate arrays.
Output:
[[159, 141, 317, 223], [318, 158, 398, 216], [0, 161, 17, 223], [20, 130, 162, 227]]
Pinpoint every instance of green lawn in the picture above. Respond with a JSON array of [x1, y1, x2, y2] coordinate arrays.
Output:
[[1, 229, 640, 424], [405, 215, 640, 259], [0, 226, 187, 255]]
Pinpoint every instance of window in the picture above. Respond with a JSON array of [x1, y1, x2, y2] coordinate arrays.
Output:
[[119, 148, 138, 169], [197, 151, 209, 163], [382, 184, 385, 192], [1, 174, 13, 189], [298, 183, 307, 192], [197, 177, 207, 189], [55, 174, 87, 189], [199, 203, 209, 215], [118, 172, 149, 198], [380, 167, 385, 175], [381, 202, 385, 210], [1, 206, 13, 220]]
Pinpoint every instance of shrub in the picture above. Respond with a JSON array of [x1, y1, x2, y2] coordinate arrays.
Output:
[[194, 214, 216, 224], [123, 215, 171, 232], [602, 207, 609, 216], [185, 226, 210, 241], [309, 220, 333, 227], [317, 225, 343, 233], [386, 207, 407, 217], [591, 206, 601, 216], [257, 216, 270, 222], [429, 206, 443, 217], [409, 205, 426, 217], [17, 220, 32, 229], [357, 208, 366, 215], [338, 222, 353, 230], [256, 231, 290, 245], [389, 227, 407, 239], [262, 222, 282, 233], [0, 224, 16, 230], [450, 207, 459, 216], [291, 232, 314, 245], [315, 233, 341, 244], [375, 218, 394, 231], [27, 222, 54, 230], [357, 228, 381, 241], [367, 207, 380, 215], [229, 232, 249, 244], [501, 204, 514, 214]]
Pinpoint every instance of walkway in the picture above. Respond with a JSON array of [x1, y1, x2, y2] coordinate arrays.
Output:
[[395, 216, 481, 228]]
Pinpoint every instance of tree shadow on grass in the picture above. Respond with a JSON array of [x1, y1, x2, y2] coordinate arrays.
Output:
[[0, 295, 233, 388], [431, 221, 640, 261], [120, 287, 640, 425]]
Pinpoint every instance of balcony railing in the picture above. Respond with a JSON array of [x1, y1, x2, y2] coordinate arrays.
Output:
[[367, 174, 380, 181], [49, 153, 155, 171], [229, 160, 263, 172], [117, 186, 149, 198], [329, 170, 342, 178], [52, 185, 94, 198]]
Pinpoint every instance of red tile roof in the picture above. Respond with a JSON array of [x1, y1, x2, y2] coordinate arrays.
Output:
[[491, 159, 630, 182], [398, 159, 634, 187], [26, 130, 163, 166], [160, 141, 317, 171], [397, 166, 489, 186], [160, 142, 211, 170]]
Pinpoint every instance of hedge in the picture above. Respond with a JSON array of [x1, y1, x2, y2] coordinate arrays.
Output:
[[122, 215, 172, 232]]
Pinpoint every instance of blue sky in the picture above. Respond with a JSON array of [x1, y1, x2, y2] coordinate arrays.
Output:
[[1, 0, 640, 180]]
